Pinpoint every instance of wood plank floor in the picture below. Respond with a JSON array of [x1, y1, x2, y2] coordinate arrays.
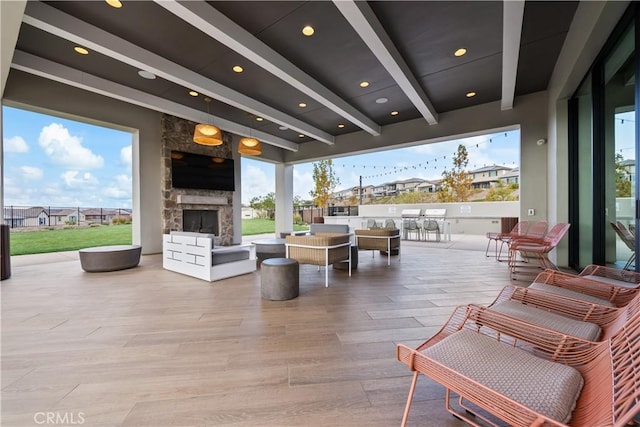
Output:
[[2, 240, 512, 426]]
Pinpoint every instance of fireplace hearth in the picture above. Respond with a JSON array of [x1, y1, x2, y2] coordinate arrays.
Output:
[[183, 210, 219, 235]]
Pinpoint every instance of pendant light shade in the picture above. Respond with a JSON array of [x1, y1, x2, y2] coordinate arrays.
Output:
[[238, 137, 262, 155], [193, 123, 223, 146], [193, 97, 223, 146]]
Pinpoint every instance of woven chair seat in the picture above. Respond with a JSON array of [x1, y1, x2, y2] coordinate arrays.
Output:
[[285, 233, 350, 266], [529, 282, 614, 307], [423, 329, 583, 424], [580, 274, 637, 288], [491, 300, 601, 341]]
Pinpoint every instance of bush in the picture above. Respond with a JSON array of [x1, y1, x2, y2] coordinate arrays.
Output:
[[112, 217, 132, 225], [64, 220, 76, 226], [293, 213, 303, 225]]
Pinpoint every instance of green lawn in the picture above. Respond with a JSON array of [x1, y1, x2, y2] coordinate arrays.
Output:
[[242, 218, 308, 235], [9, 220, 309, 255], [10, 224, 133, 256]]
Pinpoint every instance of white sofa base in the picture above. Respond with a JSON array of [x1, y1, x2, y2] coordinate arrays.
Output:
[[163, 233, 256, 282]]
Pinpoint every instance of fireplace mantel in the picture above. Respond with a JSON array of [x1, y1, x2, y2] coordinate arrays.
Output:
[[177, 195, 228, 206]]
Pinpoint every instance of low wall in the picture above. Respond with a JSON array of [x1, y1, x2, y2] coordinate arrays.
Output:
[[323, 202, 520, 235]]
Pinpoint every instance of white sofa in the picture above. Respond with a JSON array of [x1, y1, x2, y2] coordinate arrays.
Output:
[[163, 232, 256, 282]]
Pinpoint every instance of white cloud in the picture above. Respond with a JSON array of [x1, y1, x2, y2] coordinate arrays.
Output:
[[38, 123, 104, 169], [120, 145, 132, 167], [5, 136, 29, 153], [103, 174, 132, 199], [242, 164, 274, 204], [61, 170, 99, 187], [293, 167, 314, 201], [19, 166, 44, 181]]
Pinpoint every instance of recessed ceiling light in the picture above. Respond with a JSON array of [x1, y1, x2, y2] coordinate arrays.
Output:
[[360, 81, 370, 88], [338, 124, 345, 128], [298, 134, 305, 138], [138, 70, 156, 80], [279, 126, 288, 130], [390, 111, 399, 116], [375, 97, 388, 104], [232, 65, 244, 73], [74, 46, 89, 55], [189, 91, 198, 97], [256, 117, 264, 122], [105, 0, 122, 8], [466, 91, 476, 98], [302, 26, 315, 36], [299, 102, 307, 108], [454, 48, 467, 57]]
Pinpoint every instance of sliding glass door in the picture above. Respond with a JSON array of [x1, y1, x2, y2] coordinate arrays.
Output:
[[570, 5, 638, 270]]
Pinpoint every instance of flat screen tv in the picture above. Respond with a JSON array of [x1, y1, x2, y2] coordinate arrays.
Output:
[[171, 150, 235, 191]]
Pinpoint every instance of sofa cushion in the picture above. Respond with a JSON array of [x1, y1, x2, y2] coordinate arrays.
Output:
[[529, 282, 614, 307], [491, 300, 601, 341], [211, 249, 250, 266], [424, 329, 583, 424], [170, 231, 216, 240], [309, 224, 349, 234]]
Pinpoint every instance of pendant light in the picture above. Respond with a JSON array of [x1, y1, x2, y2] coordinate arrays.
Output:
[[193, 97, 223, 146], [238, 128, 262, 156]]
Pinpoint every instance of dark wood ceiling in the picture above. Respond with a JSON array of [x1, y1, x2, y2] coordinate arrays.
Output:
[[12, 0, 578, 150]]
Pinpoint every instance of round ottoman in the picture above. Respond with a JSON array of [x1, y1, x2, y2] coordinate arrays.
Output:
[[79, 245, 142, 272], [333, 243, 358, 270], [261, 258, 299, 300]]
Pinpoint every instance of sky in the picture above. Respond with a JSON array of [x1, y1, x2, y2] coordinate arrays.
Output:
[[2, 105, 524, 208], [242, 129, 521, 204]]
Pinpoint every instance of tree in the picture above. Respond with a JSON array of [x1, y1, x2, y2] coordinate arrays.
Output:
[[249, 192, 276, 219], [437, 144, 473, 202], [485, 180, 518, 201], [615, 153, 632, 197], [310, 160, 340, 208]]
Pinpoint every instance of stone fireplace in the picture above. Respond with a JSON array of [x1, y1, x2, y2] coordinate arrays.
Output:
[[161, 114, 234, 246], [182, 209, 218, 235]]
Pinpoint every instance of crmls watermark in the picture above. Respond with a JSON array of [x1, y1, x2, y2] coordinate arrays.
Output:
[[34, 412, 85, 425]]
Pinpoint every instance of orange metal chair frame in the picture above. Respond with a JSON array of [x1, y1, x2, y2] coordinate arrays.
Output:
[[397, 305, 640, 427]]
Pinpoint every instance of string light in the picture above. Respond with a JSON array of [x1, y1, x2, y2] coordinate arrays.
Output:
[[336, 132, 516, 180]]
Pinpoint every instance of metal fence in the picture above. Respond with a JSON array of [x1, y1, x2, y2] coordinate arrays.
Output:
[[2, 205, 132, 229], [296, 206, 359, 223]]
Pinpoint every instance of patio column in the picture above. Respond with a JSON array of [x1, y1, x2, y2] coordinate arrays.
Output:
[[275, 163, 294, 236]]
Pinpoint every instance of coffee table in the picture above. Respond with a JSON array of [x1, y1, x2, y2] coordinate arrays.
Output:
[[251, 238, 286, 266]]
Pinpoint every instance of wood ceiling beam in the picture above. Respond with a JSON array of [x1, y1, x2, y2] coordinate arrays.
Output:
[[334, 0, 438, 125], [22, 1, 330, 145], [501, 0, 525, 111], [155, 0, 381, 138], [11, 50, 299, 152]]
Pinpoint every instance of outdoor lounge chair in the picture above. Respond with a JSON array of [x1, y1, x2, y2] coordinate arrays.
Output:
[[508, 223, 570, 281], [577, 263, 640, 288], [486, 284, 640, 342], [531, 269, 639, 307], [354, 228, 401, 266], [611, 221, 636, 270], [397, 305, 640, 427], [285, 232, 351, 287], [485, 220, 529, 260]]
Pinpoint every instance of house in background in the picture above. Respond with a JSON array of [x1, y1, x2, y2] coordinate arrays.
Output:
[[469, 165, 515, 189], [2, 206, 48, 228], [49, 208, 85, 226]]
